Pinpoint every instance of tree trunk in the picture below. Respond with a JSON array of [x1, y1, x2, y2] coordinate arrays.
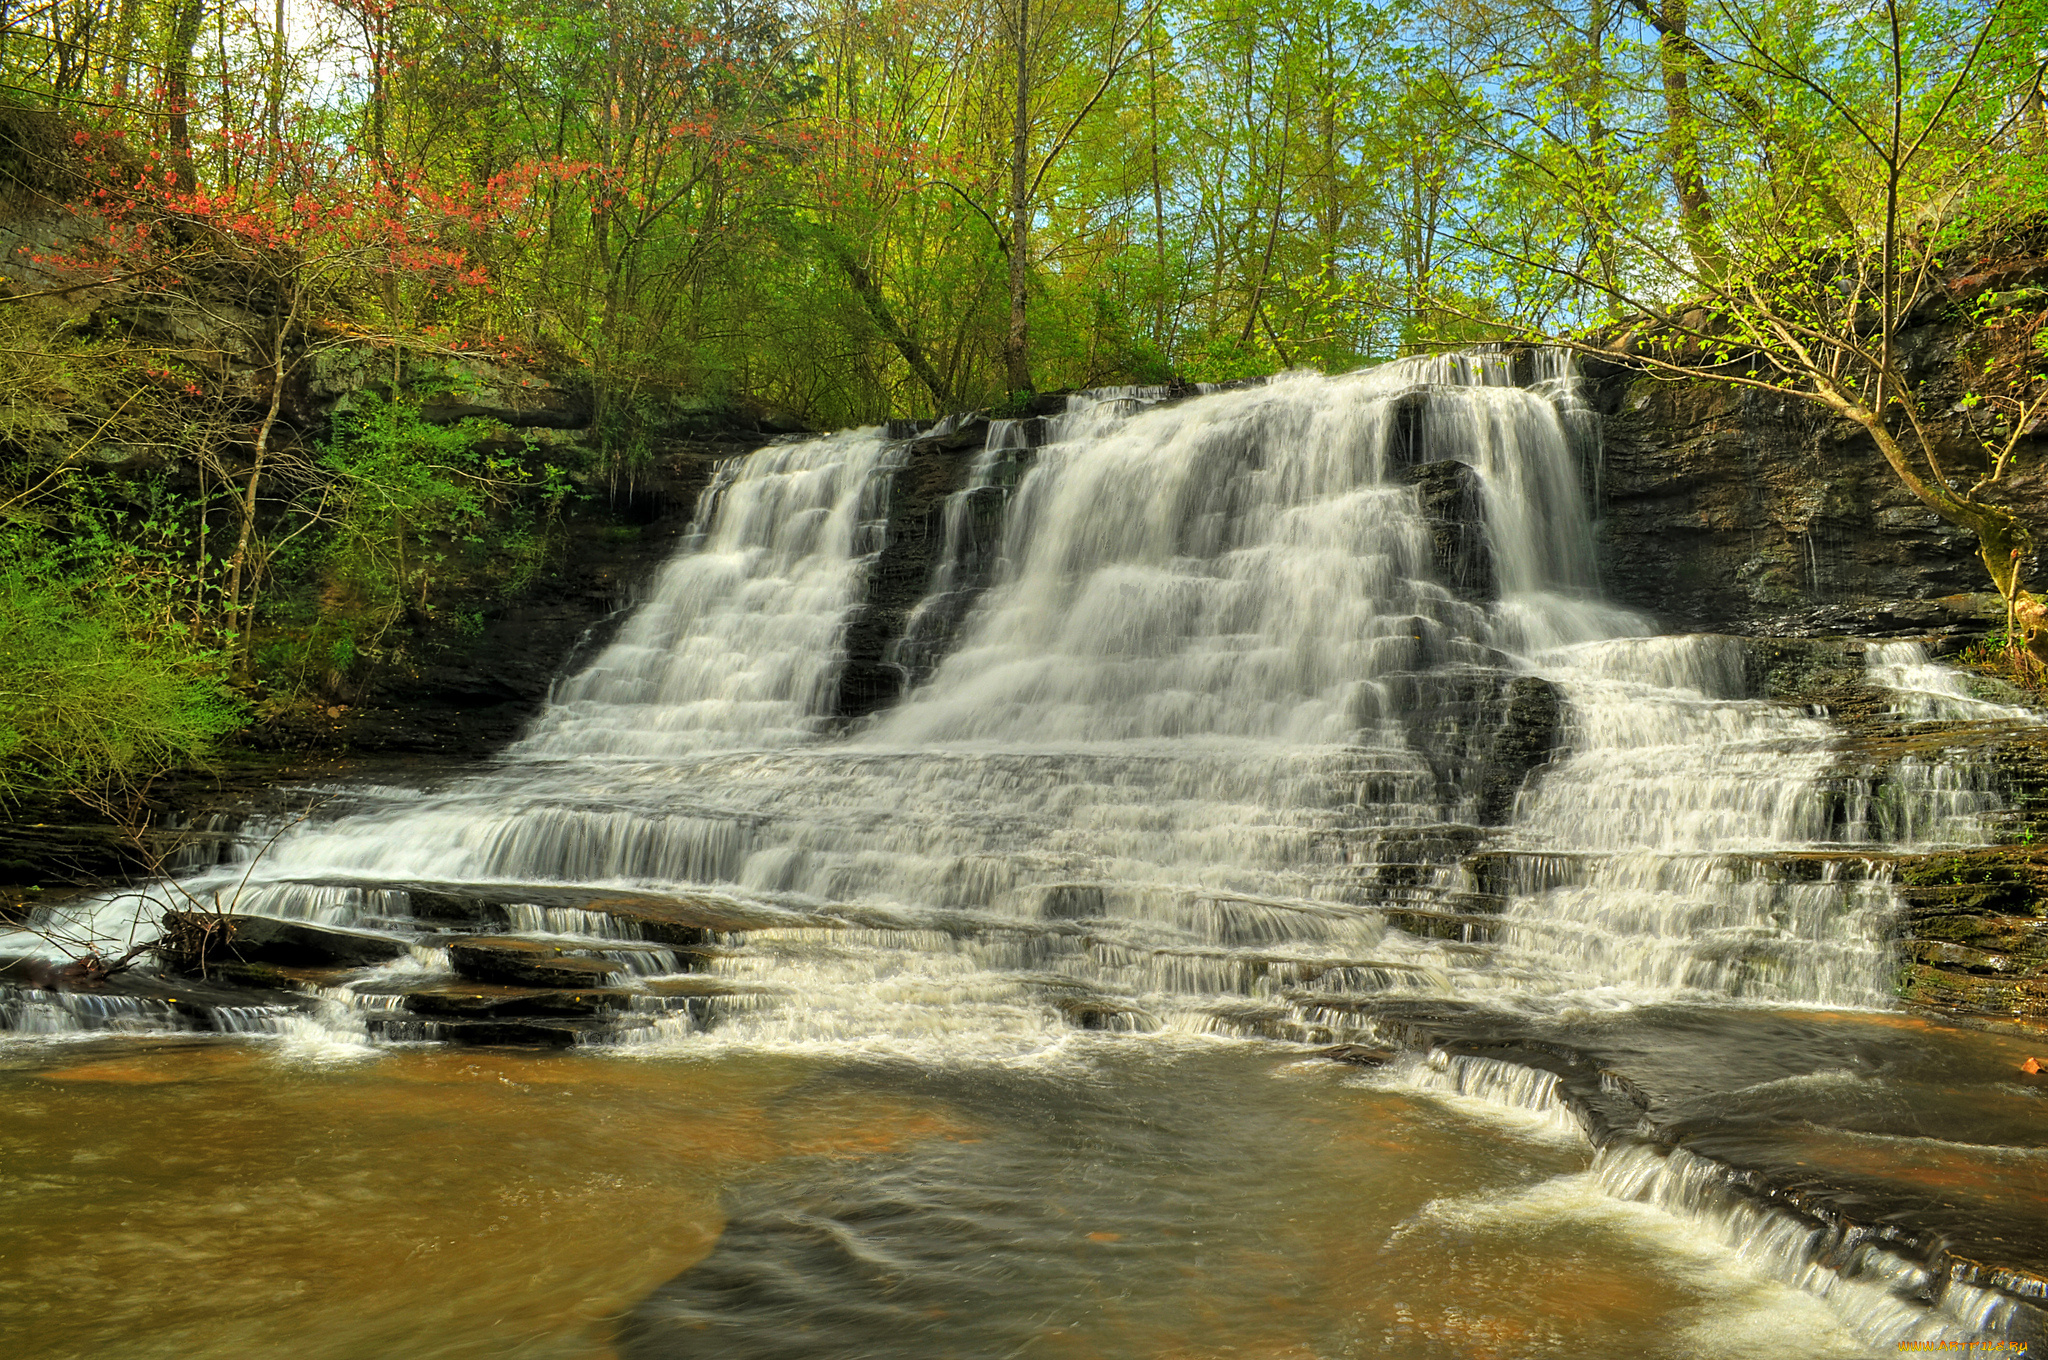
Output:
[[831, 240, 953, 411], [224, 286, 302, 672], [1148, 28, 1168, 352], [1583, 0, 1618, 288], [110, 0, 141, 102], [1655, 0, 1723, 279], [1826, 387, 2048, 659], [267, 0, 286, 147], [163, 0, 207, 189], [1003, 0, 1032, 395], [1240, 95, 1293, 349]]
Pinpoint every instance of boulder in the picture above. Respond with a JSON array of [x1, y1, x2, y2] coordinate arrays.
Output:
[[1317, 1043, 1397, 1067]]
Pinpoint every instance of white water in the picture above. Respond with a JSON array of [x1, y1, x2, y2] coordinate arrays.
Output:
[[522, 428, 903, 756], [1367, 1048, 2015, 1352], [1866, 641, 2043, 723]]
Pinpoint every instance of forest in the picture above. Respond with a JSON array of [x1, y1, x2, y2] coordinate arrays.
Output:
[[1, 0, 2045, 807]]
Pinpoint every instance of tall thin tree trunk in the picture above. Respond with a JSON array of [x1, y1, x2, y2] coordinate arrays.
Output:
[[1147, 29, 1168, 351], [267, 0, 286, 147], [163, 0, 207, 188], [225, 285, 303, 671], [1003, 0, 1032, 394], [110, 0, 140, 101], [1240, 95, 1293, 348], [1656, 0, 1724, 278], [1584, 0, 1618, 290]]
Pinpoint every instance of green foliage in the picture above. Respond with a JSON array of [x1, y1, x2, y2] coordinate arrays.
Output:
[[224, 392, 577, 694], [0, 530, 242, 804], [1959, 628, 2048, 695]]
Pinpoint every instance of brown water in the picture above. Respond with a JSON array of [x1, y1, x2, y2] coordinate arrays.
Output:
[[0, 1035, 1880, 1360]]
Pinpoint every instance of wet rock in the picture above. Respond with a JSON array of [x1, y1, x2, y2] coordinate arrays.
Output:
[[1053, 995, 1150, 1030], [1476, 677, 1562, 825], [405, 890, 508, 925], [1896, 961, 2048, 1018], [205, 960, 301, 990], [833, 416, 1007, 720], [1039, 884, 1105, 920], [1401, 459, 1493, 600], [1893, 845, 2048, 1018], [0, 958, 313, 1033], [1316, 1043, 1396, 1066], [1589, 347, 2045, 633], [387, 882, 769, 944], [364, 1012, 596, 1047], [381, 982, 632, 1019], [447, 937, 626, 988], [1379, 906, 1504, 943], [157, 911, 406, 972], [1392, 670, 1564, 825], [1314, 998, 2048, 1337]]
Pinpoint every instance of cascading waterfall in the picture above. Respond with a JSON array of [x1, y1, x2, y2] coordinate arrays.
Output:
[[6, 352, 2036, 1355], [11, 360, 1999, 1020], [522, 428, 903, 756], [1866, 640, 2043, 723]]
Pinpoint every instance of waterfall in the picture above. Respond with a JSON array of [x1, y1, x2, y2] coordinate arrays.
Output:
[[11, 354, 1996, 1021], [1865, 640, 2042, 723], [521, 428, 902, 756]]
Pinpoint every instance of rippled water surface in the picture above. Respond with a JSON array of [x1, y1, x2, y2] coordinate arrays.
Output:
[[0, 1038, 1887, 1360]]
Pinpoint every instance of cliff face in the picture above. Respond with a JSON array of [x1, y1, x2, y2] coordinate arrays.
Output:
[[1586, 264, 2048, 640]]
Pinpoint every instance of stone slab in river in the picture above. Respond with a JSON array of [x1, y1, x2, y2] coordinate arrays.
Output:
[[447, 937, 626, 988]]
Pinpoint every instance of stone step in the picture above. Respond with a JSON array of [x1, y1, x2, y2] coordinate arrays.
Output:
[[362, 1012, 610, 1048], [447, 937, 630, 988], [358, 981, 637, 1019], [357, 879, 795, 942]]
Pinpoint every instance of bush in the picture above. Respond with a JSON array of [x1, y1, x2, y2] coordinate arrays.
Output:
[[0, 537, 243, 805]]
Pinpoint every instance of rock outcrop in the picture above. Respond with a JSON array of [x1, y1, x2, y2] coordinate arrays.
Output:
[[1585, 245, 2048, 635]]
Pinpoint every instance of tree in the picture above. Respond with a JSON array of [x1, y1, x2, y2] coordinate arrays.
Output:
[[1468, 0, 2048, 654], [997, 0, 1155, 393]]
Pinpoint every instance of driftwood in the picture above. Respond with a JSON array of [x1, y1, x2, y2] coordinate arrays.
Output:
[[18, 943, 151, 991]]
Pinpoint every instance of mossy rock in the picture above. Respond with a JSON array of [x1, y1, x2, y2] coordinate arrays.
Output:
[[1897, 961, 2048, 1018]]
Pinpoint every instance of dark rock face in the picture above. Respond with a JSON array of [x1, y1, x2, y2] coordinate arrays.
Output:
[[1586, 323, 2047, 634], [266, 437, 741, 756], [833, 419, 995, 720], [1478, 677, 1562, 825], [1402, 459, 1493, 601], [1394, 669, 1563, 826]]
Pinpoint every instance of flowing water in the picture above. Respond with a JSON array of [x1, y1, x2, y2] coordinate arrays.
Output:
[[5, 356, 2044, 1357]]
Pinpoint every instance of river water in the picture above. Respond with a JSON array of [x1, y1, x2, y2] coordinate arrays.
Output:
[[3, 356, 2042, 1357]]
